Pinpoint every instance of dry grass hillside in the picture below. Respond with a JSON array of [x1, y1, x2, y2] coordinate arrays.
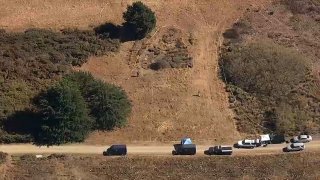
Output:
[[0, 0, 270, 144], [219, 0, 320, 135]]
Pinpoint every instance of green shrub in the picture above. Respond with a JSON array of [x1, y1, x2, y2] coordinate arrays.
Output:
[[0, 133, 33, 144], [0, 80, 34, 119], [34, 79, 93, 145], [64, 72, 132, 130], [123, 1, 156, 39]]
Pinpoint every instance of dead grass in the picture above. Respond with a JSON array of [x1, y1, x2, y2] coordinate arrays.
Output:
[[3, 152, 320, 179]]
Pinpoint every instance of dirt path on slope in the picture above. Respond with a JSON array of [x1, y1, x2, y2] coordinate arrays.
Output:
[[1, 141, 319, 156]]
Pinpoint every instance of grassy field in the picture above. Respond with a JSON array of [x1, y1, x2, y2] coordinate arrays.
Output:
[[0, 152, 319, 179]]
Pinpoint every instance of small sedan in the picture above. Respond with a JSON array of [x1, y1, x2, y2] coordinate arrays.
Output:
[[292, 135, 312, 143], [283, 143, 305, 152]]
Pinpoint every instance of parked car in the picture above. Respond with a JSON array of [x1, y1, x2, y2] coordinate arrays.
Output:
[[206, 145, 233, 155], [103, 144, 127, 156], [235, 139, 256, 149], [291, 135, 312, 143], [283, 143, 305, 152]]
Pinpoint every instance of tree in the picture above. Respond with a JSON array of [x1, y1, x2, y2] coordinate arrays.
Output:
[[35, 79, 92, 146], [64, 72, 132, 130], [123, 1, 156, 39]]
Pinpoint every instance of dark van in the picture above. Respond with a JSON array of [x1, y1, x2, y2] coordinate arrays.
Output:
[[103, 145, 127, 156]]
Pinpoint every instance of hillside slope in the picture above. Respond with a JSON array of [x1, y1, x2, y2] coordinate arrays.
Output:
[[0, 0, 269, 144]]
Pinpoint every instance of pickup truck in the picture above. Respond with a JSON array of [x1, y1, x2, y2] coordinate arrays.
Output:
[[206, 145, 233, 155]]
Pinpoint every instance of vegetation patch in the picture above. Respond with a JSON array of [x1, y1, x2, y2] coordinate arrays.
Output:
[[34, 79, 93, 146], [95, 1, 157, 41], [64, 72, 132, 131], [0, 132, 33, 144], [220, 41, 320, 135], [2, 72, 132, 145], [148, 28, 193, 70], [220, 0, 320, 135], [123, 1, 157, 39], [0, 28, 119, 119], [284, 0, 320, 15], [0, 27, 126, 144]]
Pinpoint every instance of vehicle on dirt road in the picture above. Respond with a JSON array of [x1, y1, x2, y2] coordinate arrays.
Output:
[[291, 135, 312, 143], [172, 138, 196, 155], [283, 143, 305, 152], [205, 145, 233, 155], [103, 144, 127, 156], [235, 139, 256, 149]]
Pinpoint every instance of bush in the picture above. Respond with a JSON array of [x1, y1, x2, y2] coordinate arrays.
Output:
[[34, 79, 93, 145], [0, 80, 34, 119], [123, 1, 156, 39], [0, 133, 33, 144], [64, 72, 132, 130]]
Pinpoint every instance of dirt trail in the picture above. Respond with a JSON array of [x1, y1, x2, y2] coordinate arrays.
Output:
[[1, 141, 319, 156]]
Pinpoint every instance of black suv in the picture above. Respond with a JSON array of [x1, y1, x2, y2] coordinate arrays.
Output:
[[103, 145, 127, 156]]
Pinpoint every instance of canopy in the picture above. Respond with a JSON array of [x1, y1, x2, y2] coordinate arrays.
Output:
[[260, 134, 271, 142], [181, 138, 192, 144]]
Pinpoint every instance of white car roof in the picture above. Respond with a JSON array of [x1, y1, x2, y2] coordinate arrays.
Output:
[[293, 143, 304, 146], [300, 135, 308, 139], [244, 139, 255, 143]]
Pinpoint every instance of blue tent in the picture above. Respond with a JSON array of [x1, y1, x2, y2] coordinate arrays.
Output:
[[181, 138, 192, 144]]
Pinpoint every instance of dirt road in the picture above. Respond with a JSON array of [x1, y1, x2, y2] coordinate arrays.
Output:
[[1, 141, 319, 156]]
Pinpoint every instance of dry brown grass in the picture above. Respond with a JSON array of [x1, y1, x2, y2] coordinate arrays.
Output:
[[3, 152, 320, 179]]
